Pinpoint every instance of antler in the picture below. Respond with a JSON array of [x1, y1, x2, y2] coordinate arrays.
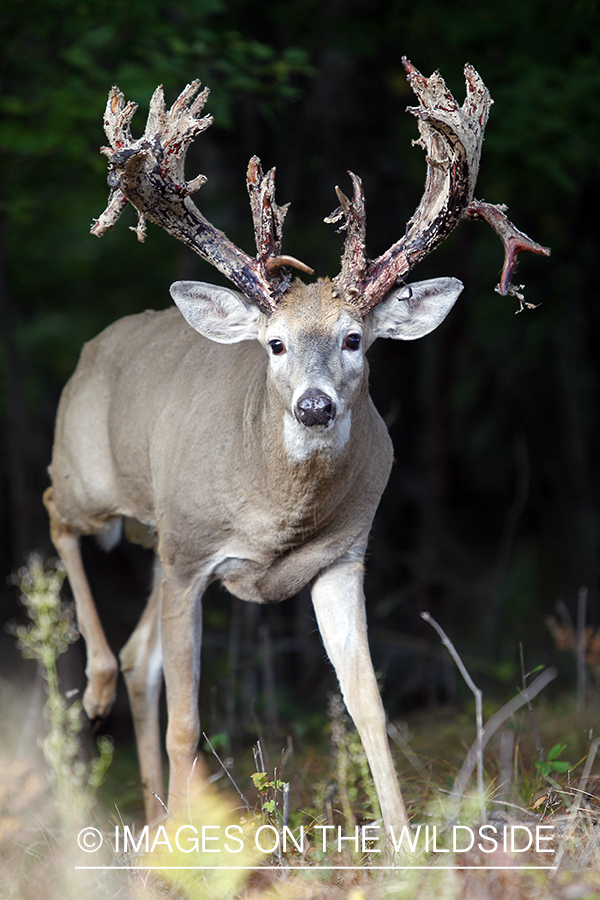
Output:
[[328, 59, 550, 314], [92, 67, 548, 315], [463, 200, 550, 310], [91, 81, 312, 314]]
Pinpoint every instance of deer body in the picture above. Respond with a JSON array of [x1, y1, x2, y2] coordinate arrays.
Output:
[[49, 276, 456, 833], [50, 284, 392, 604], [45, 63, 549, 838]]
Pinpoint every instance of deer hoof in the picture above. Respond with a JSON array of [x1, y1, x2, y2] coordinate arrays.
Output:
[[83, 665, 118, 720]]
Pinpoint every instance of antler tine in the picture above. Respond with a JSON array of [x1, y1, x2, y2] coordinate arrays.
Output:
[[102, 85, 139, 148], [91, 87, 140, 238], [324, 173, 367, 302], [247, 157, 314, 306], [464, 200, 551, 310], [331, 59, 547, 315], [91, 82, 311, 314]]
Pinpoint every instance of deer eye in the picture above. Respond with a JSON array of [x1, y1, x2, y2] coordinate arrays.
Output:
[[343, 333, 361, 351], [268, 339, 286, 355]]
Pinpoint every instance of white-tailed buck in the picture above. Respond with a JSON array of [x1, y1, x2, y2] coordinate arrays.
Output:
[[45, 59, 549, 835]]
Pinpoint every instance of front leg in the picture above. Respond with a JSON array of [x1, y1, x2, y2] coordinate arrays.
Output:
[[161, 565, 209, 814], [311, 553, 409, 837]]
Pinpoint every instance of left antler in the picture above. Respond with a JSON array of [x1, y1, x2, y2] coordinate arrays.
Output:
[[91, 81, 312, 314], [328, 58, 550, 314]]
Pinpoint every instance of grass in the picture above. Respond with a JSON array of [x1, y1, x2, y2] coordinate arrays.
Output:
[[1, 556, 599, 899]]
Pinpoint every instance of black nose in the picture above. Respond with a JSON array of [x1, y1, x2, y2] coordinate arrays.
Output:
[[294, 390, 336, 427]]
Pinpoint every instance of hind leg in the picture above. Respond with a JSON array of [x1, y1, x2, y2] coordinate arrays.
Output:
[[43, 487, 119, 719], [119, 564, 164, 823]]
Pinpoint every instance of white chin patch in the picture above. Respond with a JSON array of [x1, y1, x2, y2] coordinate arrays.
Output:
[[283, 411, 351, 461]]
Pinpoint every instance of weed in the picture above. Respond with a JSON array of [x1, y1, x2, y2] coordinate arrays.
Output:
[[8, 553, 113, 826]]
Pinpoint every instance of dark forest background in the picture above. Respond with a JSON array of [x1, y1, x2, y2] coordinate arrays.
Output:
[[1, 0, 599, 760]]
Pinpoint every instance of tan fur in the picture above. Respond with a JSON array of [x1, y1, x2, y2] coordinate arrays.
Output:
[[46, 283, 408, 834]]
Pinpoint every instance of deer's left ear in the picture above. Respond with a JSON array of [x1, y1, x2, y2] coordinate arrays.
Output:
[[368, 277, 463, 341]]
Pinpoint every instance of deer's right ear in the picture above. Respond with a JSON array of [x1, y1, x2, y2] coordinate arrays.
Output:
[[170, 281, 263, 343]]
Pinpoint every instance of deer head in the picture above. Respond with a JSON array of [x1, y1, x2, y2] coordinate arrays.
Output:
[[91, 59, 548, 461], [168, 275, 461, 461]]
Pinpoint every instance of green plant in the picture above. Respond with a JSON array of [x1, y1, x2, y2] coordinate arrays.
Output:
[[534, 741, 573, 800], [9, 553, 113, 826], [251, 770, 287, 820], [310, 693, 381, 837]]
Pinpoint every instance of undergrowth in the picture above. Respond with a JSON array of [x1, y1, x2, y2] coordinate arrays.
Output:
[[0, 555, 599, 899]]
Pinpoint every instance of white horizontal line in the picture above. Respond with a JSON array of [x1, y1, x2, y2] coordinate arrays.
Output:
[[75, 865, 558, 871]]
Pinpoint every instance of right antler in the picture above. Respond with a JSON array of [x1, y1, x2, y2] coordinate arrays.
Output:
[[328, 59, 550, 313], [91, 81, 312, 314]]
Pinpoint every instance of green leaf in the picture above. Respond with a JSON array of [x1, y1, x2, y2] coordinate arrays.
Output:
[[251, 772, 269, 793], [547, 743, 567, 761]]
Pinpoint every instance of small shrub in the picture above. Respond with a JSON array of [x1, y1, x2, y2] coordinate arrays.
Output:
[[9, 553, 113, 826]]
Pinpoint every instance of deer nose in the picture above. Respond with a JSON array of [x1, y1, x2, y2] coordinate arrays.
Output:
[[294, 390, 336, 427]]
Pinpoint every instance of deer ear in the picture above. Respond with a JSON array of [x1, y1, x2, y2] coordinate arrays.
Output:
[[368, 277, 463, 341], [170, 281, 263, 343]]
